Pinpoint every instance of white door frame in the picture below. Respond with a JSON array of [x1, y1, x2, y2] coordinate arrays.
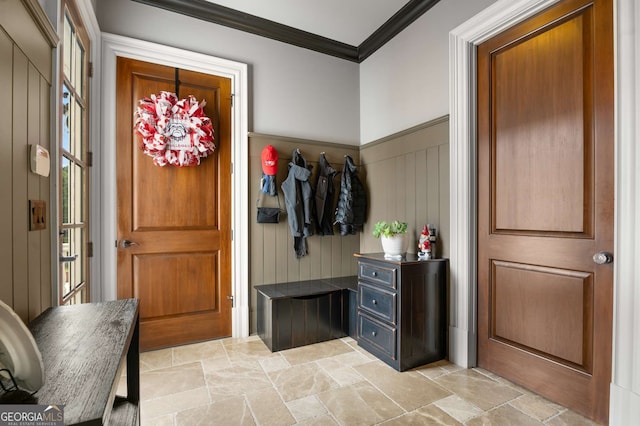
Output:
[[449, 0, 640, 424], [99, 33, 250, 338]]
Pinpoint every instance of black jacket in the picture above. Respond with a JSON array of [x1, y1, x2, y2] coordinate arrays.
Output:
[[313, 153, 338, 235], [281, 149, 313, 257], [334, 155, 367, 235]]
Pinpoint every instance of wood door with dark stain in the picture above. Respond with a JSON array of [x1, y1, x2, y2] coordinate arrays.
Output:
[[477, 0, 613, 423], [116, 57, 232, 351]]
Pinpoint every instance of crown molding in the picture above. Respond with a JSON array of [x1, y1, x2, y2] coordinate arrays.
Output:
[[132, 0, 441, 63], [358, 0, 440, 62]]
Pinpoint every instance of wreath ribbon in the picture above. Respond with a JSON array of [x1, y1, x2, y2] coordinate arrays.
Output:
[[134, 91, 215, 167]]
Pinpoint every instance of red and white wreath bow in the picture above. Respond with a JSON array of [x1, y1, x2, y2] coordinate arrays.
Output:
[[134, 91, 215, 167]]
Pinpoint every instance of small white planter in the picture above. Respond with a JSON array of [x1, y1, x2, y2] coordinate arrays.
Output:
[[380, 234, 409, 258]]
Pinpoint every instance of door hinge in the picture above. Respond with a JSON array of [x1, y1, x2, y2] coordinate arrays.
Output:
[[230, 94, 234, 107], [227, 295, 235, 307], [87, 242, 93, 258], [231, 229, 234, 241], [88, 61, 93, 78], [230, 162, 234, 174], [87, 151, 93, 167]]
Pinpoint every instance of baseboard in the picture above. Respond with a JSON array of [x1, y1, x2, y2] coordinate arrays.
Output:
[[233, 304, 250, 338], [449, 325, 475, 368], [609, 383, 640, 425]]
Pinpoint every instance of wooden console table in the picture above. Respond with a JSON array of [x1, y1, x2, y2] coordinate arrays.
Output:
[[28, 299, 140, 425]]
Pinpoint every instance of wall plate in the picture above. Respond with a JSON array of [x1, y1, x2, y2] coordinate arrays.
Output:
[[29, 200, 46, 231]]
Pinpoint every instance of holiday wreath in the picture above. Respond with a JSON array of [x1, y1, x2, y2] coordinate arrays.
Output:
[[134, 91, 215, 167]]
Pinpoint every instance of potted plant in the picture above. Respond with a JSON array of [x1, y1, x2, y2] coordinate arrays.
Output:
[[372, 220, 409, 258]]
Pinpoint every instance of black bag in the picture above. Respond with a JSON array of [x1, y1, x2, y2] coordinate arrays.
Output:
[[257, 207, 281, 223], [256, 189, 283, 224]]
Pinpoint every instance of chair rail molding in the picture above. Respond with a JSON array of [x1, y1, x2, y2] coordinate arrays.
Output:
[[100, 33, 250, 338], [449, 0, 640, 424]]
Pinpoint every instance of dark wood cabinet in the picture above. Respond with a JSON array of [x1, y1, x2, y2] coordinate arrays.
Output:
[[355, 253, 447, 371]]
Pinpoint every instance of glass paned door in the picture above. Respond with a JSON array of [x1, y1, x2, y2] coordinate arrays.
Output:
[[60, 0, 90, 305]]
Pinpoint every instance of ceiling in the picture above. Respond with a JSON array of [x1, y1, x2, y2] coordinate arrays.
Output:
[[201, 0, 411, 46], [132, 0, 442, 62]]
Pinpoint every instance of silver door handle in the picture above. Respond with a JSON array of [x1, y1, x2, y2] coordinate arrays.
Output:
[[119, 240, 139, 248], [593, 252, 613, 265], [59, 254, 78, 262]]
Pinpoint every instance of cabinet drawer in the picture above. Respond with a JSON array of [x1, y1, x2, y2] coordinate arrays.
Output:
[[358, 313, 396, 360], [358, 262, 397, 288], [358, 282, 396, 324]]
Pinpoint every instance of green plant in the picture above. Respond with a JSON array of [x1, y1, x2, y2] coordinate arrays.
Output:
[[372, 220, 408, 238]]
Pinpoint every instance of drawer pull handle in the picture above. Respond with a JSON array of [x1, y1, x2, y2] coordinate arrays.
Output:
[[372, 272, 378, 277], [372, 331, 377, 337], [372, 299, 377, 305]]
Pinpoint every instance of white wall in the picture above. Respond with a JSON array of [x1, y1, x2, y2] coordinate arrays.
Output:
[[359, 0, 497, 144], [95, 0, 360, 145]]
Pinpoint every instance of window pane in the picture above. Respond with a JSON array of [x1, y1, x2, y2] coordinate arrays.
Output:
[[61, 157, 70, 224], [62, 85, 70, 152], [61, 229, 71, 297], [73, 100, 83, 161], [74, 38, 84, 97], [73, 162, 84, 223], [61, 227, 84, 300], [70, 95, 76, 158], [73, 288, 85, 305], [63, 14, 72, 79], [71, 227, 84, 289]]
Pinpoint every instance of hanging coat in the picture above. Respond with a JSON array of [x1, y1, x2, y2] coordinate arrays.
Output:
[[313, 153, 338, 235], [281, 149, 313, 258], [335, 155, 367, 236]]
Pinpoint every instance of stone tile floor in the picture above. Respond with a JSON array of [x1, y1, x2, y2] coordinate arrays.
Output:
[[124, 335, 599, 425]]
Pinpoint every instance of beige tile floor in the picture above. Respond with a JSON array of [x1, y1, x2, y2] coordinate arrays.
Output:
[[127, 335, 599, 426]]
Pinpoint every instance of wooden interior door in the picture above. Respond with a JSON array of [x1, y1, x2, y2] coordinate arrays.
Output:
[[116, 57, 232, 351], [477, 0, 613, 423]]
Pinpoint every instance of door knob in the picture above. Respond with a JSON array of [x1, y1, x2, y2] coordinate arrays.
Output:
[[593, 251, 613, 265], [119, 239, 139, 248]]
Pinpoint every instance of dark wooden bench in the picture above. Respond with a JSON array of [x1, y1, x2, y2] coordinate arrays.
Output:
[[28, 299, 140, 425], [256, 276, 357, 351]]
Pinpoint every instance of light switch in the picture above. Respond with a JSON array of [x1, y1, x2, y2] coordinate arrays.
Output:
[[29, 200, 46, 231]]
